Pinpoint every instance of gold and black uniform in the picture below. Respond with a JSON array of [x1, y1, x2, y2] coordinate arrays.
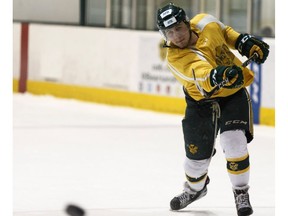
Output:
[[166, 13, 255, 101], [166, 14, 254, 160]]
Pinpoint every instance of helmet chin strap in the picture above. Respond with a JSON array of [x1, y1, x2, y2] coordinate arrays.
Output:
[[162, 40, 171, 48]]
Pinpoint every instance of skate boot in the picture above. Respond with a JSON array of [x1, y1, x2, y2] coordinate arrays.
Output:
[[233, 185, 253, 216], [170, 176, 209, 210]]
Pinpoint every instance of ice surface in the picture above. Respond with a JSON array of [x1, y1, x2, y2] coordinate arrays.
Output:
[[13, 93, 275, 216]]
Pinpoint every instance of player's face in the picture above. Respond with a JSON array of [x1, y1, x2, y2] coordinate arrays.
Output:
[[164, 22, 190, 48]]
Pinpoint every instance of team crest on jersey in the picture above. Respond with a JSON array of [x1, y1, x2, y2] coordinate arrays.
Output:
[[215, 44, 234, 65], [189, 144, 198, 154]]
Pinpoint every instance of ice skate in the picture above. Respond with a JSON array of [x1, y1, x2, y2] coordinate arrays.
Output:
[[233, 185, 253, 216], [170, 176, 209, 210]]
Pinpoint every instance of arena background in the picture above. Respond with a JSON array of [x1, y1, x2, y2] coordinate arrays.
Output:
[[13, 0, 275, 126]]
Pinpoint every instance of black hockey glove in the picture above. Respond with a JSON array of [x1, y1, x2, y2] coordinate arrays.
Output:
[[210, 65, 244, 89], [235, 34, 269, 64]]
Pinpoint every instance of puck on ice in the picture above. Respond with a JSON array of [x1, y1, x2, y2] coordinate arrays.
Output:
[[65, 204, 85, 216]]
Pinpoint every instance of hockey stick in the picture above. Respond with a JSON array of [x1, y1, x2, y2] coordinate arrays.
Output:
[[193, 52, 258, 99]]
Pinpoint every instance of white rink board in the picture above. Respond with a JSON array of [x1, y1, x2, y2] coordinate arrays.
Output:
[[13, 23, 275, 108]]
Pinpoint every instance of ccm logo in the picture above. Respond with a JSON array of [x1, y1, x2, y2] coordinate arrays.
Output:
[[225, 120, 248, 125]]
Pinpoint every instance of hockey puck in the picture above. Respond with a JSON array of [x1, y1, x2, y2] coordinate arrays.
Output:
[[65, 204, 85, 216]]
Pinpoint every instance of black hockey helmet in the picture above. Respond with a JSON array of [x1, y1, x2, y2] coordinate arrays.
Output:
[[157, 3, 189, 30]]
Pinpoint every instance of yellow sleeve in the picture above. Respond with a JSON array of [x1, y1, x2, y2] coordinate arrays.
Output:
[[167, 48, 215, 93], [224, 26, 241, 49], [191, 13, 240, 50]]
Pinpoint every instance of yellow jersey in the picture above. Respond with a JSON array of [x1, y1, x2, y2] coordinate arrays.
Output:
[[166, 13, 254, 101]]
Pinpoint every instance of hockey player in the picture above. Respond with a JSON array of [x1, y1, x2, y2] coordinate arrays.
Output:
[[156, 3, 269, 216]]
